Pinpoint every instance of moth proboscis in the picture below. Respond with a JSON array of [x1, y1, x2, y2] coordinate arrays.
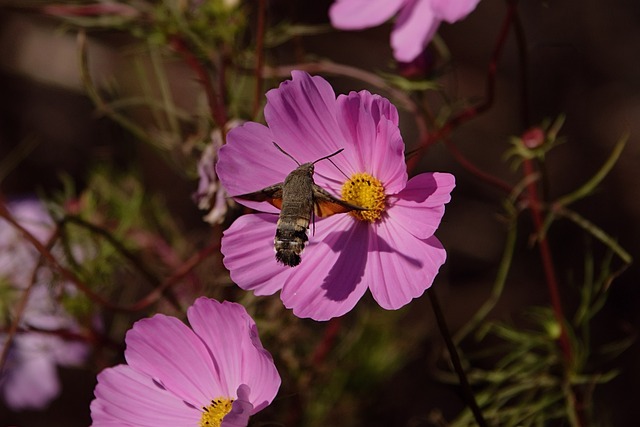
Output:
[[233, 142, 368, 267]]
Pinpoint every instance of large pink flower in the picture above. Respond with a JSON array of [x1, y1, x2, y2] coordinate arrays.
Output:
[[216, 71, 454, 321], [90, 298, 281, 427], [329, 0, 481, 62]]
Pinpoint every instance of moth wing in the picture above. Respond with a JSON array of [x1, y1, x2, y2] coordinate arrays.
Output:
[[234, 183, 283, 210], [312, 185, 367, 217]]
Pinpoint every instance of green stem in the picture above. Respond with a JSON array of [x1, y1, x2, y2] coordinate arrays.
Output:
[[555, 133, 628, 207], [428, 289, 488, 427], [454, 211, 517, 344]]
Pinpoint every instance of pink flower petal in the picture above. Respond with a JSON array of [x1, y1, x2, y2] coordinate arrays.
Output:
[[187, 299, 280, 413], [216, 122, 282, 213], [264, 71, 347, 166], [221, 213, 292, 295], [431, 0, 481, 23], [387, 172, 455, 239], [329, 0, 404, 29], [366, 219, 446, 310], [280, 215, 370, 321], [123, 314, 222, 407], [331, 91, 406, 194], [391, 0, 439, 62], [221, 384, 252, 427], [91, 365, 200, 427]]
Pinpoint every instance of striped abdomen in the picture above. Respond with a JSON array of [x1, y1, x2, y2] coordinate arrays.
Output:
[[274, 165, 315, 267]]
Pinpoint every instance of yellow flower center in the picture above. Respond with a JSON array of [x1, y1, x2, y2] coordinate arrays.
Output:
[[199, 397, 234, 427], [341, 172, 386, 222]]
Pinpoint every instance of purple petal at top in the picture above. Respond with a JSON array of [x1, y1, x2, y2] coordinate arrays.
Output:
[[365, 221, 446, 310], [392, 0, 439, 63], [216, 122, 282, 213], [91, 365, 200, 427], [387, 173, 455, 239], [187, 299, 280, 413], [264, 71, 345, 165], [329, 0, 403, 29], [221, 214, 292, 296], [280, 215, 370, 321], [123, 314, 223, 406], [333, 91, 404, 180]]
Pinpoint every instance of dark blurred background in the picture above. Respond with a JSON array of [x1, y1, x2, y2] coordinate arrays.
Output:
[[1, 0, 639, 425]]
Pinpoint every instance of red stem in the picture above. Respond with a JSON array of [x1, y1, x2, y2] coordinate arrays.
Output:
[[445, 138, 513, 194], [407, 1, 518, 173], [311, 317, 342, 365], [0, 200, 219, 313], [0, 261, 39, 375], [522, 159, 572, 361], [523, 158, 587, 427], [170, 36, 227, 128]]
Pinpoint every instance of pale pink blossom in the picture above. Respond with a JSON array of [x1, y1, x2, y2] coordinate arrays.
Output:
[[329, 0, 481, 62], [90, 298, 280, 427]]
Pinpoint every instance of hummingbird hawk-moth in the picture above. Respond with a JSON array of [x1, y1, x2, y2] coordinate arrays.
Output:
[[233, 143, 367, 267]]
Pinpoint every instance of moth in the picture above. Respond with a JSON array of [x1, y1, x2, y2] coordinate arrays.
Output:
[[234, 142, 367, 267]]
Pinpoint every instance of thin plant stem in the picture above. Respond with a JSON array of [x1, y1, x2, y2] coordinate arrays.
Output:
[[428, 288, 488, 427], [554, 206, 632, 267], [59, 215, 183, 312], [454, 211, 518, 344], [253, 0, 266, 118], [554, 133, 628, 208], [0, 255, 40, 376], [522, 158, 572, 360], [311, 317, 342, 366], [77, 31, 149, 143], [521, 158, 585, 427], [148, 41, 181, 136], [0, 200, 219, 313], [444, 138, 514, 195], [407, 0, 520, 173], [170, 36, 227, 128], [0, 137, 39, 183]]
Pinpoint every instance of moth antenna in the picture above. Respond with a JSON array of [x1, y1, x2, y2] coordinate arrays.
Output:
[[314, 148, 349, 179], [326, 157, 350, 179], [312, 148, 344, 165], [272, 142, 301, 166]]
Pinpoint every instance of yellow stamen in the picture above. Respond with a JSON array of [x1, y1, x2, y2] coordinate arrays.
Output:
[[341, 172, 386, 222], [199, 397, 234, 427]]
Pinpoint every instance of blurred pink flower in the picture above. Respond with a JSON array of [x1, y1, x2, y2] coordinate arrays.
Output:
[[0, 198, 54, 287], [193, 124, 244, 225], [329, 0, 481, 62], [216, 71, 454, 321], [1, 284, 89, 410], [0, 198, 89, 410], [90, 298, 281, 427]]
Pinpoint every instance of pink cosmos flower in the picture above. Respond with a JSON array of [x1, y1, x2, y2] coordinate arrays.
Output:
[[90, 298, 281, 427], [216, 71, 455, 321], [329, 0, 481, 62]]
